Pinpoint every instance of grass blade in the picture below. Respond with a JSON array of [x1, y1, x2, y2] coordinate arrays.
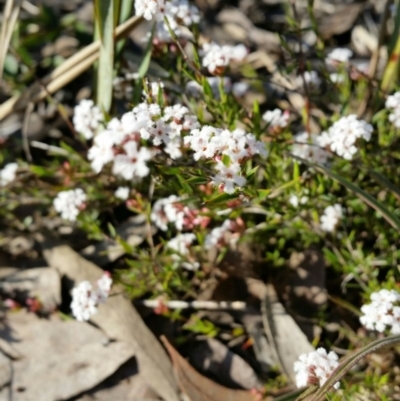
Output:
[[291, 155, 400, 231], [94, 0, 115, 112], [0, 15, 143, 121], [0, 0, 22, 81]]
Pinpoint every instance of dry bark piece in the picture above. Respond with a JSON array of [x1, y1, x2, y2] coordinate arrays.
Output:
[[3, 310, 134, 401], [0, 267, 61, 312], [189, 338, 263, 390], [41, 243, 180, 401], [162, 336, 257, 401]]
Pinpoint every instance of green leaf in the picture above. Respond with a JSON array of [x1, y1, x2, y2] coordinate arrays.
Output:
[[94, 0, 115, 113], [176, 174, 193, 195], [137, 23, 155, 79], [186, 176, 209, 185], [205, 192, 238, 206], [292, 155, 400, 232], [381, 32, 400, 93]]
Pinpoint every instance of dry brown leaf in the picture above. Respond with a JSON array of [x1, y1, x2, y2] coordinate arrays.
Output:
[[40, 243, 180, 401], [3, 310, 134, 401], [161, 336, 257, 401]]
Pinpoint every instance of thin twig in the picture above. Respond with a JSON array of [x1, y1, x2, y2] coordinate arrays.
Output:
[[21, 102, 33, 162], [138, 299, 247, 310]]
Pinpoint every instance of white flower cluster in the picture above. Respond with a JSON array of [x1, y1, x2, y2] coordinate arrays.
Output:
[[88, 102, 199, 179], [289, 194, 308, 208], [320, 115, 373, 160], [294, 348, 340, 389], [201, 43, 248, 75], [326, 48, 353, 65], [184, 126, 267, 193], [166, 232, 199, 270], [115, 186, 130, 200], [360, 289, 400, 334], [71, 272, 113, 321], [151, 195, 185, 231], [73, 99, 104, 140], [135, 0, 200, 43], [262, 109, 289, 130], [320, 204, 343, 232], [385, 91, 400, 128], [0, 163, 18, 187], [205, 220, 233, 248], [292, 132, 330, 165], [53, 188, 86, 222]]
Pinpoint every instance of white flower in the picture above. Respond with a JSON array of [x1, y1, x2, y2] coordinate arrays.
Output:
[[73, 99, 104, 140], [95, 272, 113, 303], [70, 273, 112, 321], [112, 141, 151, 180], [330, 73, 345, 84], [168, 0, 200, 25], [205, 220, 233, 248], [167, 233, 199, 270], [385, 92, 400, 128], [212, 161, 246, 194], [115, 186, 130, 200], [360, 289, 400, 334], [320, 204, 343, 232], [262, 109, 289, 129], [70, 281, 98, 321], [143, 80, 165, 100], [135, 0, 165, 20], [294, 348, 340, 389], [303, 71, 321, 88], [53, 188, 87, 222], [320, 115, 373, 160], [151, 195, 184, 231], [289, 194, 308, 208], [87, 131, 115, 173], [291, 132, 330, 165], [201, 43, 247, 75], [0, 163, 18, 186], [326, 48, 353, 65]]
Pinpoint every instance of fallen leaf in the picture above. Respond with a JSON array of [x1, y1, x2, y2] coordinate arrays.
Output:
[[261, 284, 315, 383], [189, 338, 263, 390], [40, 242, 180, 401], [3, 310, 134, 401], [161, 336, 257, 401]]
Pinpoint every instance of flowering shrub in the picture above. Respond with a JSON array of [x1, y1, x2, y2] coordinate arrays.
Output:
[[2, 0, 400, 399]]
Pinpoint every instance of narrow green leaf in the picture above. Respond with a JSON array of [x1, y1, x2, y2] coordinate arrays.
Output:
[[292, 155, 400, 232], [381, 33, 400, 93], [95, 0, 115, 113], [369, 169, 400, 202], [137, 23, 155, 79], [176, 174, 193, 195], [205, 192, 238, 206]]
